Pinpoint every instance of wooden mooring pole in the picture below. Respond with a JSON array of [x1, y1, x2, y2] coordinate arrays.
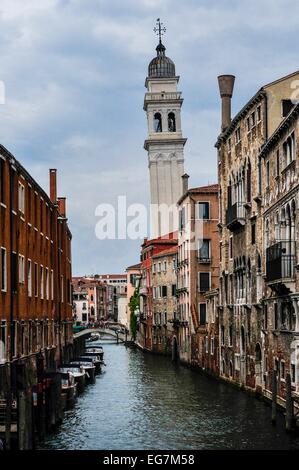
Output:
[[271, 369, 277, 424]]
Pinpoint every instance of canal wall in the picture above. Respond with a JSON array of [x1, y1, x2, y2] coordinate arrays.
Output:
[[0, 339, 81, 450], [135, 339, 299, 432]]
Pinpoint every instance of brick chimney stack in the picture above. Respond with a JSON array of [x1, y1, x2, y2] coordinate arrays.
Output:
[[217, 75, 235, 131], [49, 169, 57, 204], [182, 173, 189, 195], [58, 197, 66, 218]]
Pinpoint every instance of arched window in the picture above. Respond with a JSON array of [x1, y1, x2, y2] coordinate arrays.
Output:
[[255, 343, 262, 362], [247, 160, 251, 202], [241, 326, 245, 354], [154, 112, 162, 132], [168, 112, 176, 132]]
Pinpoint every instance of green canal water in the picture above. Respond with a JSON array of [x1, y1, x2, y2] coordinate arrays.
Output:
[[40, 343, 299, 450]]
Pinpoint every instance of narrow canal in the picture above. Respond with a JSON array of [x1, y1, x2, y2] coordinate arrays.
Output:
[[41, 343, 299, 450]]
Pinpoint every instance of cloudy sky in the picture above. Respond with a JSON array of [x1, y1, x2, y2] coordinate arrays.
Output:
[[0, 0, 298, 275]]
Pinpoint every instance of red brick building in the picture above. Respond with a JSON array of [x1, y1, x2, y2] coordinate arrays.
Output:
[[0, 145, 72, 447], [137, 233, 178, 351]]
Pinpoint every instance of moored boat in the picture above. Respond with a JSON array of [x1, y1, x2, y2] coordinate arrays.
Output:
[[79, 355, 102, 374], [85, 346, 104, 361], [59, 366, 86, 394], [69, 360, 96, 383], [59, 371, 77, 408]]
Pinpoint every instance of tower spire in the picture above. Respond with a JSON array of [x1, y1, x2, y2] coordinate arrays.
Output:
[[153, 18, 166, 45]]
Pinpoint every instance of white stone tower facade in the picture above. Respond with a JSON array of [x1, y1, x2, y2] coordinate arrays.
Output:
[[144, 26, 186, 238]]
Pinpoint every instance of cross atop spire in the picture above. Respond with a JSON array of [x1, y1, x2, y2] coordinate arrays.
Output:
[[153, 18, 166, 44]]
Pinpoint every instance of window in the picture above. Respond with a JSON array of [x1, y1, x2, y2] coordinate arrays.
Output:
[[27, 186, 32, 223], [228, 138, 231, 152], [40, 266, 44, 299], [250, 111, 256, 128], [276, 150, 280, 176], [198, 239, 210, 261], [198, 272, 210, 292], [257, 105, 261, 122], [198, 202, 210, 220], [283, 132, 295, 166], [266, 160, 270, 187], [34, 192, 38, 227], [61, 275, 64, 302], [162, 285, 167, 297], [34, 263, 38, 297], [235, 126, 241, 144], [51, 269, 54, 300], [246, 117, 250, 132], [264, 304, 268, 329], [40, 198, 43, 233], [46, 268, 49, 300], [179, 207, 186, 231], [251, 222, 256, 245], [291, 364, 296, 384], [28, 260, 32, 297], [229, 236, 233, 259], [282, 99, 294, 117], [18, 182, 25, 214], [199, 303, 206, 325], [0, 321, 6, 362], [19, 255, 25, 284], [0, 158, 5, 204], [1, 247, 7, 291], [158, 262, 161, 273], [163, 261, 167, 272], [280, 361, 285, 380], [154, 112, 162, 132], [168, 112, 176, 132], [229, 325, 233, 346], [211, 338, 214, 355], [171, 284, 176, 296], [221, 325, 225, 346], [152, 263, 156, 274]]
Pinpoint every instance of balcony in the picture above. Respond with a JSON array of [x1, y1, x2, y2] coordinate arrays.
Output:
[[266, 240, 296, 284], [226, 203, 245, 231], [197, 256, 211, 264]]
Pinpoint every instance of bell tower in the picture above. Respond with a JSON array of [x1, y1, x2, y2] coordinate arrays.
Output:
[[144, 19, 187, 238]]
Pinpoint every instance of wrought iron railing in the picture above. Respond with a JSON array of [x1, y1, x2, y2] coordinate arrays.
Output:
[[226, 202, 245, 226], [266, 240, 296, 281]]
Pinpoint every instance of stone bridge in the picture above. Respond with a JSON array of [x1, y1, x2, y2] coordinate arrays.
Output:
[[74, 327, 127, 343]]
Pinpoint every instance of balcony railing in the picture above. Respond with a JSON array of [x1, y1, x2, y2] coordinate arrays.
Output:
[[226, 202, 245, 231], [266, 240, 296, 282]]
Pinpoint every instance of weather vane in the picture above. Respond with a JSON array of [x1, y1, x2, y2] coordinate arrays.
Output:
[[153, 18, 166, 43]]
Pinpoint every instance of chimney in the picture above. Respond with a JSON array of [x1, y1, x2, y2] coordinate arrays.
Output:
[[49, 169, 57, 203], [217, 75, 235, 131], [58, 197, 66, 218], [182, 173, 189, 195]]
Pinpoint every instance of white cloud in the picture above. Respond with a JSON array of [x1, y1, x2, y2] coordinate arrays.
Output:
[[0, 0, 298, 273]]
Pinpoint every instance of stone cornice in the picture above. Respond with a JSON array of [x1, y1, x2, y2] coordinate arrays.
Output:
[[259, 103, 299, 159], [215, 89, 265, 148], [144, 137, 187, 151]]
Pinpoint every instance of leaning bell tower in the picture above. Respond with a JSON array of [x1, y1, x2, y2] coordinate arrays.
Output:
[[144, 19, 187, 238]]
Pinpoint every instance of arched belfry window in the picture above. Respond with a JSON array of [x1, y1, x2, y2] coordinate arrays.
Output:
[[168, 112, 176, 132], [154, 112, 162, 132]]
